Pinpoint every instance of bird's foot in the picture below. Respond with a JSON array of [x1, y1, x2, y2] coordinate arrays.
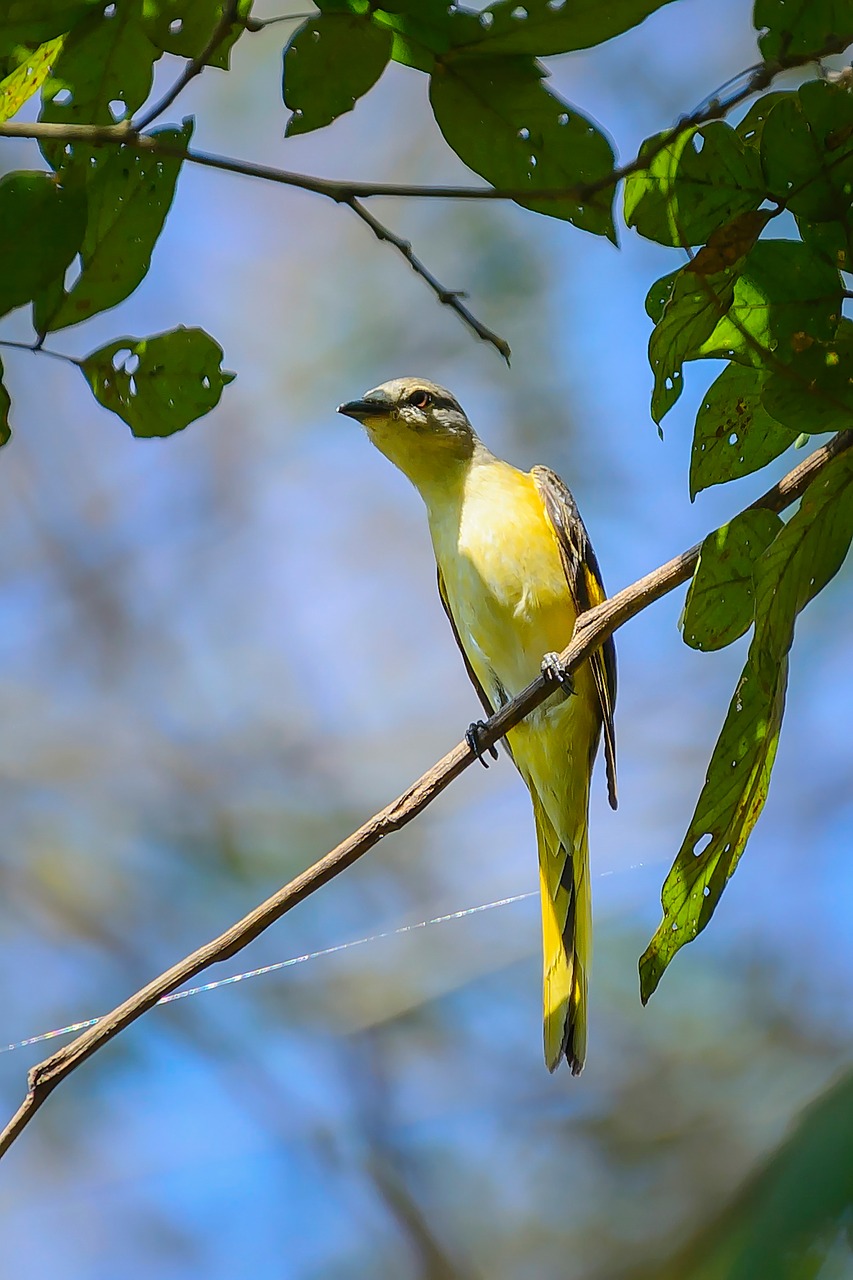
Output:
[[465, 720, 499, 768], [541, 652, 575, 697]]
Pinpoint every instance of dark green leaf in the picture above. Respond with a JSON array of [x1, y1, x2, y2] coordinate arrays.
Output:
[[143, 0, 252, 68], [690, 362, 798, 497], [40, 0, 159, 168], [761, 320, 853, 434], [0, 357, 11, 449], [699, 240, 841, 367], [35, 121, 192, 334], [625, 122, 765, 247], [682, 509, 783, 650], [445, 0, 679, 57], [0, 35, 64, 122], [645, 269, 677, 323], [0, 1, 96, 56], [648, 265, 736, 422], [797, 215, 853, 272], [640, 447, 853, 1001], [373, 1, 479, 72], [0, 171, 86, 319], [282, 13, 391, 135], [754, 0, 853, 60], [430, 56, 616, 237], [736, 90, 790, 151], [81, 327, 235, 437], [760, 80, 853, 222]]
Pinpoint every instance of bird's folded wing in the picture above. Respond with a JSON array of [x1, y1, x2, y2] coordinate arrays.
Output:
[[532, 466, 618, 810]]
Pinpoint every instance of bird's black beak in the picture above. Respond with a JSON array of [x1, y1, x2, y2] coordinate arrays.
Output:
[[337, 398, 382, 421]]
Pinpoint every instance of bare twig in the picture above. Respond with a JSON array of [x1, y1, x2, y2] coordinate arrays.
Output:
[[0, 338, 81, 368], [134, 0, 241, 132], [0, 429, 848, 1162], [349, 197, 512, 363]]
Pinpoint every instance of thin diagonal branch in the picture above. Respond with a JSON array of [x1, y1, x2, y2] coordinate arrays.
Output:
[[0, 428, 848, 1162], [349, 197, 512, 362], [134, 1, 240, 133]]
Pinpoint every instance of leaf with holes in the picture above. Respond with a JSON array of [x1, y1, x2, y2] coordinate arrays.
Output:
[[698, 240, 842, 368], [0, 1, 95, 56], [81, 327, 235, 437], [283, 13, 392, 135], [430, 55, 615, 237], [35, 121, 193, 334], [373, 0, 479, 72], [761, 80, 853, 224], [0, 357, 11, 449], [0, 35, 64, 123], [625, 122, 765, 247], [761, 320, 853, 435], [143, 0, 253, 68], [39, 0, 159, 169], [0, 170, 87, 319], [648, 264, 736, 423], [690, 362, 798, 497], [682, 510, 783, 651], [446, 0, 679, 56], [754, 0, 853, 60], [640, 448, 853, 1002]]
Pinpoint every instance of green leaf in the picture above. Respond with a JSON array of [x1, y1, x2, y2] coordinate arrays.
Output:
[[0, 171, 86, 319], [0, 357, 11, 449], [699, 240, 841, 367], [445, 0, 679, 56], [143, 0, 252, 68], [760, 80, 853, 223], [40, 0, 159, 167], [645, 269, 678, 323], [682, 509, 784, 651], [282, 13, 392, 135], [0, 1, 96, 56], [796, 215, 853, 272], [761, 320, 853, 434], [754, 0, 853, 60], [81, 327, 235, 437], [690, 362, 798, 497], [430, 55, 616, 237], [625, 122, 765, 247], [648, 265, 736, 422], [640, 446, 853, 1002], [0, 35, 64, 122], [736, 90, 789, 151], [34, 120, 192, 334]]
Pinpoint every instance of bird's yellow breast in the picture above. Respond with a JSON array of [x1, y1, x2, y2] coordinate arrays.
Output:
[[427, 458, 579, 700]]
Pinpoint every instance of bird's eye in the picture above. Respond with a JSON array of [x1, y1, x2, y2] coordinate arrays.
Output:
[[407, 390, 433, 409]]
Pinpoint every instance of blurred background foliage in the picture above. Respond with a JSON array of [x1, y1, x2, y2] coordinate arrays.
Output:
[[0, 0, 850, 1277]]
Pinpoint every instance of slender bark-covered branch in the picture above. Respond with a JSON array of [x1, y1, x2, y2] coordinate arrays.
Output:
[[0, 429, 848, 1162]]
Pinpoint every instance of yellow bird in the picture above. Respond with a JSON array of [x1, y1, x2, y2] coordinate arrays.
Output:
[[339, 378, 617, 1073]]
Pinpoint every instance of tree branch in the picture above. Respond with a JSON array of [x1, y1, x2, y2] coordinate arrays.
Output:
[[133, 0, 241, 133], [0, 429, 848, 1162]]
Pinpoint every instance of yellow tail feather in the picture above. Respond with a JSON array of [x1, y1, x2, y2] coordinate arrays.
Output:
[[532, 791, 592, 1074]]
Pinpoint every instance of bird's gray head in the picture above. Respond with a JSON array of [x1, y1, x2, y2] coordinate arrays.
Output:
[[337, 378, 478, 489]]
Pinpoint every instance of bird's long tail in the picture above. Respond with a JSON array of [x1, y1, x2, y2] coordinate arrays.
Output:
[[531, 788, 592, 1074]]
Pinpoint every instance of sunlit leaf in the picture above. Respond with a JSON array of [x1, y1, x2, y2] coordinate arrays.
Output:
[[760, 80, 853, 223], [446, 0, 679, 57], [0, 35, 64, 122], [682, 509, 783, 651], [641, 447, 853, 1001], [648, 265, 735, 422], [754, 0, 853, 60], [625, 122, 765, 247], [35, 121, 192, 334], [0, 171, 86, 319], [761, 320, 853, 435], [430, 55, 615, 237], [373, 0, 478, 72], [81, 327, 235, 437], [699, 240, 841, 367], [282, 12, 391, 135], [690, 362, 798, 497]]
